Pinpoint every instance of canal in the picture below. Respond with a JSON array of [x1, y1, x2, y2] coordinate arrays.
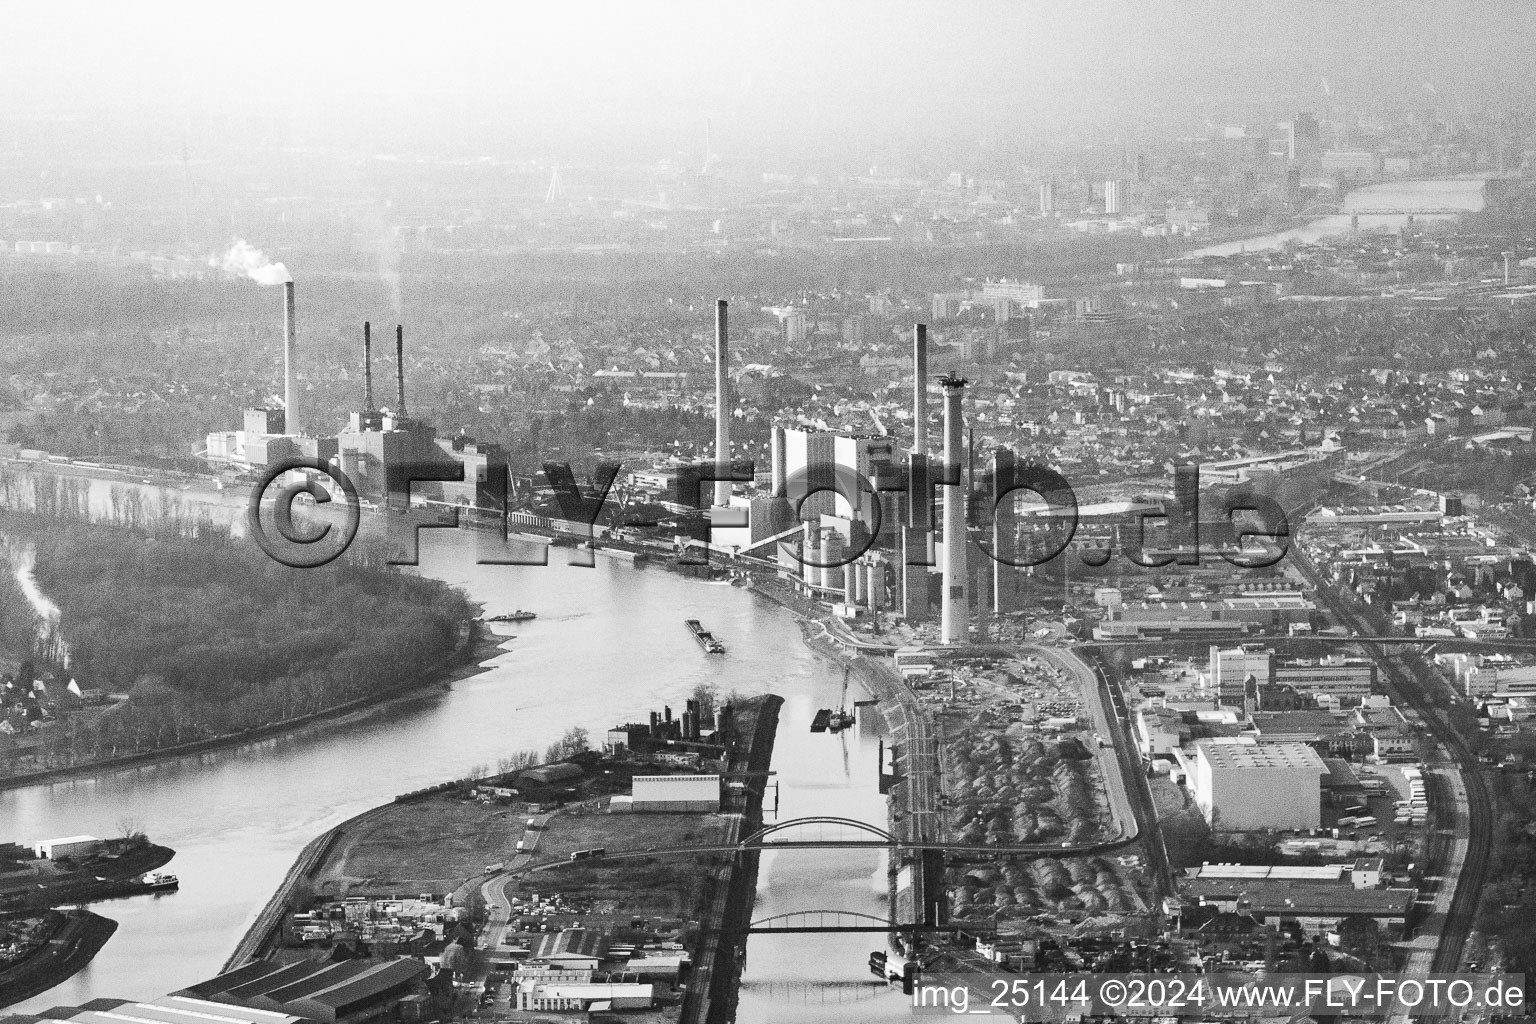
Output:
[[1, 512, 908, 1019]]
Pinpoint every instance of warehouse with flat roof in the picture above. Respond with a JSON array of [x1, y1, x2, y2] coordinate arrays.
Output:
[[628, 774, 721, 813], [1189, 739, 1326, 831]]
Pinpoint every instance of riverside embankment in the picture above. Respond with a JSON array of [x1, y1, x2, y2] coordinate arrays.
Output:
[[3, 524, 896, 1017], [0, 910, 119, 1009], [0, 620, 494, 793], [691, 694, 780, 1024]]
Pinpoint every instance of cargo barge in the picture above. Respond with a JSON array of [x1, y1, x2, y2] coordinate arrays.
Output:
[[685, 619, 727, 654], [486, 610, 536, 623]]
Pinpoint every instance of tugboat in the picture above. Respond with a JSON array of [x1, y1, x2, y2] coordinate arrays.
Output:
[[487, 610, 537, 623], [140, 872, 179, 892], [685, 619, 727, 654]]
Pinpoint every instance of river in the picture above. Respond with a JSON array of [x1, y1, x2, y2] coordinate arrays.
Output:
[[1183, 177, 1490, 258], [0, 505, 909, 1020]]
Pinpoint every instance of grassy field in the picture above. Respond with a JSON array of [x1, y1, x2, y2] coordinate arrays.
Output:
[[316, 798, 526, 895], [314, 792, 733, 907]]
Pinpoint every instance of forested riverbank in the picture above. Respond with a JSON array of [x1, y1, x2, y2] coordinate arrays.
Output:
[[0, 509, 475, 778]]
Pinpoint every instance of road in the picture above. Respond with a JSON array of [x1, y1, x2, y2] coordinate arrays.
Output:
[[1031, 645, 1138, 845], [1073, 649, 1178, 900], [471, 812, 553, 984]]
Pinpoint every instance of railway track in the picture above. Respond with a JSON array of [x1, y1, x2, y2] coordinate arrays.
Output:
[[1291, 544, 1492, 973]]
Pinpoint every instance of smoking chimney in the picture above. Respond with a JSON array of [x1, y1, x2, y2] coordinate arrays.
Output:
[[940, 374, 970, 644], [282, 281, 299, 436], [395, 324, 408, 419], [713, 299, 731, 506]]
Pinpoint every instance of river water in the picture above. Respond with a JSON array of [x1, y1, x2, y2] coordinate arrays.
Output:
[[1184, 177, 1489, 258], [0, 500, 909, 1020]]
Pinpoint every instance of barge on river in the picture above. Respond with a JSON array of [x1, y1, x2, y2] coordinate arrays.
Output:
[[685, 619, 726, 654]]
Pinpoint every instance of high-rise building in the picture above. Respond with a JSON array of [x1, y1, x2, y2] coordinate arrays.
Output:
[[1104, 179, 1122, 215], [931, 293, 962, 321], [1038, 179, 1055, 215], [780, 309, 808, 346], [1210, 645, 1272, 710], [1289, 112, 1320, 162], [980, 278, 1043, 307], [841, 314, 869, 345]]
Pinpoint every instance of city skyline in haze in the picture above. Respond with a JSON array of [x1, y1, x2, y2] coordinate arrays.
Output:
[[4, 1, 1536, 167]]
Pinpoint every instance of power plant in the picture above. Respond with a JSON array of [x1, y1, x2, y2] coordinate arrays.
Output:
[[209, 296, 979, 639], [205, 290, 506, 511]]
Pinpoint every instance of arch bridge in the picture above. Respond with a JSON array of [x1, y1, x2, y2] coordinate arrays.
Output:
[[744, 909, 996, 935], [738, 816, 896, 849]]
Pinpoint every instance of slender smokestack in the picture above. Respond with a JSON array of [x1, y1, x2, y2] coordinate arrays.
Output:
[[714, 299, 731, 506], [395, 324, 408, 418], [771, 423, 786, 498], [362, 322, 376, 414], [940, 374, 970, 645], [283, 281, 299, 436], [912, 324, 929, 456]]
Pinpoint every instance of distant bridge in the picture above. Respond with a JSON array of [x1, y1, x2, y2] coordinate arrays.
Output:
[[1292, 202, 1470, 219], [527, 815, 1137, 871], [743, 909, 995, 934]]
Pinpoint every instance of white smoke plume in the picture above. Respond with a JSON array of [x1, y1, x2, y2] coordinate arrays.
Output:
[[212, 238, 291, 285], [377, 228, 403, 316]]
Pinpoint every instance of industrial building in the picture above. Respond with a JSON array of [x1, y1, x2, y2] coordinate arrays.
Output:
[[530, 927, 609, 969], [519, 762, 584, 786], [1096, 594, 1315, 640], [1188, 739, 1326, 831], [4, 959, 432, 1024], [514, 982, 653, 1012], [31, 835, 101, 860], [625, 773, 721, 813], [1182, 879, 1416, 935], [175, 959, 429, 1023], [0, 997, 307, 1024], [1273, 655, 1377, 703], [1209, 644, 1271, 708]]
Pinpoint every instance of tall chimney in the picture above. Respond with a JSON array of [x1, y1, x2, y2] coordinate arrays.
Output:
[[362, 321, 377, 415], [395, 324, 408, 418], [902, 323, 935, 623], [283, 281, 299, 436], [770, 423, 786, 498], [912, 324, 929, 456], [940, 374, 970, 645], [713, 299, 731, 506]]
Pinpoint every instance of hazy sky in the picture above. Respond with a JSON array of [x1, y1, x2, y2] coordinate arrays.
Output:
[[6, 2, 1536, 160]]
